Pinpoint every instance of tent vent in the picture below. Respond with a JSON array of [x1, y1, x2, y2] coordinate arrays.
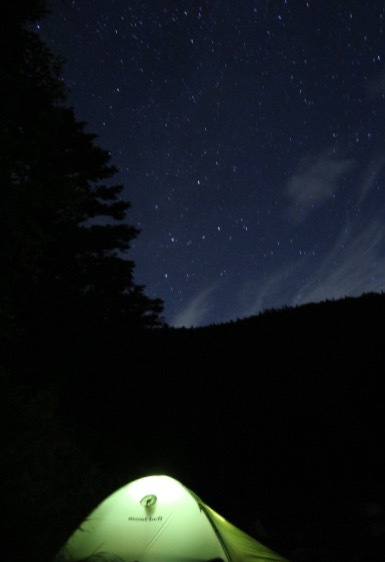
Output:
[[140, 494, 157, 507]]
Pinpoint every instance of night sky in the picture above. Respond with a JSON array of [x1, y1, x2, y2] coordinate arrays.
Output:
[[39, 0, 385, 327]]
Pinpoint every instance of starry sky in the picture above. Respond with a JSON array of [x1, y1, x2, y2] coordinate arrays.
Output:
[[39, 0, 385, 327]]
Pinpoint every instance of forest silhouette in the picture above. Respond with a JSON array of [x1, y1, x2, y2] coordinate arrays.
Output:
[[3, 291, 385, 562]]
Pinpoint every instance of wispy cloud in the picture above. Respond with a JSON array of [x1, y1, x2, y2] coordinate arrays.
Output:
[[234, 217, 385, 321], [171, 285, 216, 327], [366, 70, 385, 99], [357, 155, 385, 206], [235, 265, 297, 318], [296, 220, 385, 305], [234, 153, 385, 319], [171, 151, 385, 327], [286, 150, 355, 222]]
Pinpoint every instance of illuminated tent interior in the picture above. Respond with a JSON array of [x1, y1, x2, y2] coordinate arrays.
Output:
[[55, 474, 288, 562]]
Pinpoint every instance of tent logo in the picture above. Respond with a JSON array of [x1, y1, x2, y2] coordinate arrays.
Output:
[[140, 494, 157, 507]]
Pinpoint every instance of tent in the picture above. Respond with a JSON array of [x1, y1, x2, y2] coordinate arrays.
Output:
[[55, 474, 288, 562]]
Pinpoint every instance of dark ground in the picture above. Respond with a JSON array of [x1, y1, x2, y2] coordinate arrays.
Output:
[[2, 292, 385, 562]]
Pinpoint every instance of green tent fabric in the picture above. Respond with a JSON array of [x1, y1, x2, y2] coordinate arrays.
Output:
[[55, 474, 288, 562]]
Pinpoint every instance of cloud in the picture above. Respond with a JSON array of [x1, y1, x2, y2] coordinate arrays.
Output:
[[236, 173, 385, 321], [366, 70, 385, 99], [172, 213, 385, 326], [286, 150, 355, 222], [236, 265, 297, 318], [170, 151, 385, 328], [171, 285, 216, 327], [296, 220, 385, 306], [357, 155, 385, 206], [234, 218, 385, 322]]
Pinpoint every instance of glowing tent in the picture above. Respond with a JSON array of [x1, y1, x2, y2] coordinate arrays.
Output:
[[55, 474, 288, 562]]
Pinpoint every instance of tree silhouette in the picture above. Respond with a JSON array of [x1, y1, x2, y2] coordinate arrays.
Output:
[[0, 0, 164, 342]]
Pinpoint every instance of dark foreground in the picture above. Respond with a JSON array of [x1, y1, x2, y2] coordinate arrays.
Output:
[[2, 292, 385, 562]]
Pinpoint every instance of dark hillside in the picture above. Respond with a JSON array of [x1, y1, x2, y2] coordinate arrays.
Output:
[[2, 292, 385, 561]]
